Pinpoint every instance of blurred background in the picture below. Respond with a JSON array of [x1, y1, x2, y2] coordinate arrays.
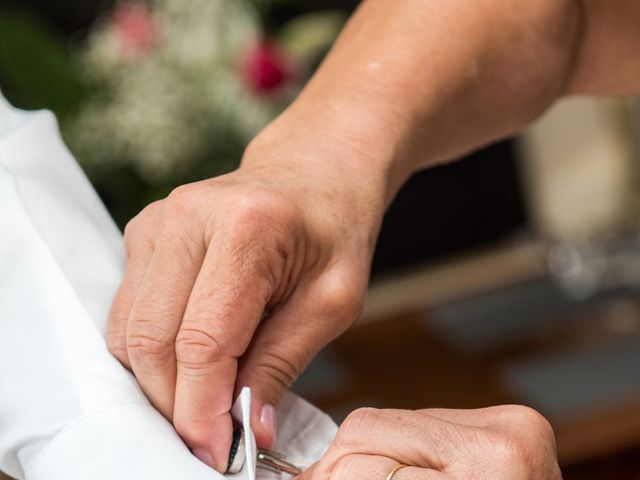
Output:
[[1, 0, 640, 478]]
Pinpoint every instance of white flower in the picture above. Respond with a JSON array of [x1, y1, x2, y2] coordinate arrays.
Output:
[[68, 0, 282, 183]]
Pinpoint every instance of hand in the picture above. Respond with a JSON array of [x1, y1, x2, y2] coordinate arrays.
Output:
[[298, 405, 561, 480], [105, 132, 385, 472]]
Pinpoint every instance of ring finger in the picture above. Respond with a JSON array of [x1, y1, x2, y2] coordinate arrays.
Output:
[[326, 454, 446, 480]]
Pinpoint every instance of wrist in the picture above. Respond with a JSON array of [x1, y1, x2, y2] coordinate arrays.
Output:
[[240, 113, 393, 250], [243, 102, 409, 209]]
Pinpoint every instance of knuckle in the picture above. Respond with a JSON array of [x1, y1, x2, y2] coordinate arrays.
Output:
[[169, 184, 198, 204], [123, 203, 162, 254], [126, 319, 175, 369], [509, 405, 554, 437], [490, 405, 561, 478], [474, 405, 557, 474], [123, 216, 141, 240], [123, 217, 145, 253], [227, 191, 293, 240], [124, 202, 160, 236], [166, 185, 202, 219], [318, 273, 365, 321], [332, 455, 361, 479], [106, 329, 129, 363], [235, 190, 290, 221], [220, 191, 299, 287], [336, 408, 380, 447], [175, 326, 228, 369], [253, 349, 303, 395], [482, 429, 531, 473]]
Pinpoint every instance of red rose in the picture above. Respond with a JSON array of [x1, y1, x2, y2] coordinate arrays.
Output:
[[242, 40, 291, 94]]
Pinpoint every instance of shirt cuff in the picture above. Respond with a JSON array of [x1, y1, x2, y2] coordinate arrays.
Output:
[[23, 402, 225, 480]]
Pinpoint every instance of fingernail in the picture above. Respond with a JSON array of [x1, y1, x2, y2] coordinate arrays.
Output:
[[193, 447, 214, 468], [260, 403, 277, 445]]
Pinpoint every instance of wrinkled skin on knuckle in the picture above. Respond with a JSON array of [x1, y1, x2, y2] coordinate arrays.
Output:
[[106, 328, 128, 363], [123, 216, 148, 256], [142, 188, 210, 260], [507, 405, 555, 442], [441, 406, 560, 479], [224, 190, 298, 249], [330, 454, 366, 480], [491, 406, 557, 453], [126, 201, 162, 234], [127, 319, 176, 370], [160, 224, 204, 266], [175, 325, 229, 370], [474, 427, 534, 479], [221, 191, 303, 292], [224, 233, 275, 289], [158, 187, 209, 245], [106, 303, 131, 359], [498, 405, 560, 478], [335, 407, 381, 450], [252, 348, 305, 396], [123, 201, 163, 256], [412, 412, 469, 469], [166, 184, 206, 217]]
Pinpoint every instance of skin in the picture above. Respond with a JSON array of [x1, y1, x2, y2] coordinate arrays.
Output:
[[297, 405, 562, 480], [106, 0, 640, 472]]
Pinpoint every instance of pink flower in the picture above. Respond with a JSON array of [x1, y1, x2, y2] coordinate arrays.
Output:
[[242, 40, 291, 94], [112, 1, 157, 57]]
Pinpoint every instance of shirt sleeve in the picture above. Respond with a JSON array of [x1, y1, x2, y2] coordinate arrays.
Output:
[[0, 97, 336, 480], [0, 100, 231, 480]]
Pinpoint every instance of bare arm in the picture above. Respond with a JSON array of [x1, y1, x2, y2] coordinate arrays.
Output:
[[108, 0, 640, 471], [250, 0, 640, 201], [569, 0, 640, 95]]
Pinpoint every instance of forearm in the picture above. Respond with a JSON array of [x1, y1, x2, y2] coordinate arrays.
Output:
[[247, 0, 584, 205], [568, 0, 640, 95]]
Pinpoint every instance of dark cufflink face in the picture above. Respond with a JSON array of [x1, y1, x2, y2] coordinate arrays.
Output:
[[226, 426, 246, 474]]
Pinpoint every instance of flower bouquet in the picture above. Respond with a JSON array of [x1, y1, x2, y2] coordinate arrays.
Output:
[[0, 0, 346, 226]]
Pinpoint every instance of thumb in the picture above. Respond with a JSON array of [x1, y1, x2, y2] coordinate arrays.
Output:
[[236, 289, 349, 449], [238, 270, 364, 449], [236, 315, 320, 449]]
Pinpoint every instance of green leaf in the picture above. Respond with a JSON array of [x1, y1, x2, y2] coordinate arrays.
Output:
[[277, 10, 346, 61], [0, 6, 87, 117]]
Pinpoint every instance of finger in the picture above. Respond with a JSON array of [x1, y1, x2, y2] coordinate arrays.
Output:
[[106, 204, 161, 368], [325, 408, 471, 470], [428, 404, 558, 456], [298, 454, 445, 480], [419, 407, 497, 428], [237, 272, 361, 449], [106, 252, 152, 369], [173, 236, 273, 472], [422, 405, 550, 434], [295, 461, 318, 479], [127, 220, 205, 420]]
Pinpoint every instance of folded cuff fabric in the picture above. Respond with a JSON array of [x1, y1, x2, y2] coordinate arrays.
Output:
[[0, 96, 336, 480]]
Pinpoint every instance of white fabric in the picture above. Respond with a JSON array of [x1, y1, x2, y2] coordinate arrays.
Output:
[[0, 95, 10, 136], [0, 95, 337, 479], [0, 95, 29, 139]]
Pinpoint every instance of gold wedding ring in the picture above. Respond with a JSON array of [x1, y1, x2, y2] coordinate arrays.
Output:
[[385, 464, 408, 480]]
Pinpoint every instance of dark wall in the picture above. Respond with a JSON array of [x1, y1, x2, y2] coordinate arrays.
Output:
[[0, 0, 111, 36], [371, 140, 527, 276]]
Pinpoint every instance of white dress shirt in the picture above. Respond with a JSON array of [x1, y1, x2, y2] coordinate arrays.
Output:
[[0, 93, 336, 480]]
